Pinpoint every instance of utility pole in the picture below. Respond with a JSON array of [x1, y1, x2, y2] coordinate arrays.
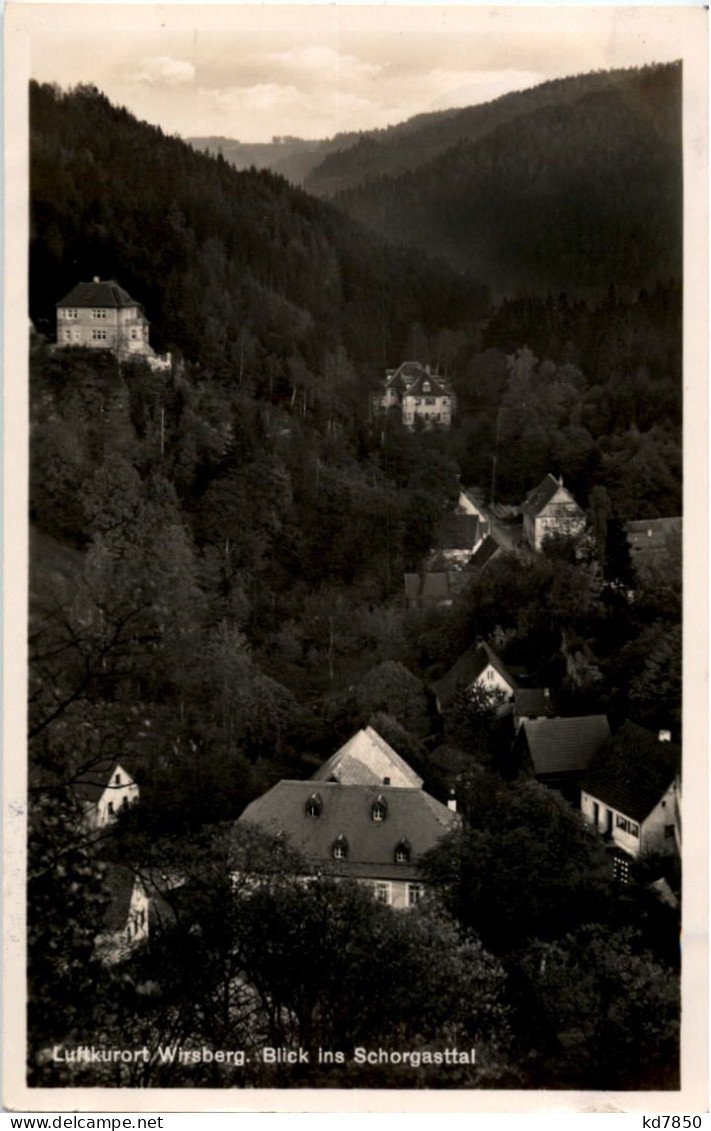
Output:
[[490, 407, 501, 504]]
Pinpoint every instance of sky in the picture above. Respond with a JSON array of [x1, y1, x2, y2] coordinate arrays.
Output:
[[25, 5, 695, 142]]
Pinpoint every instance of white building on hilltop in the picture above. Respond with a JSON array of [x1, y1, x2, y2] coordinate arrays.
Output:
[[373, 361, 456, 430], [56, 278, 171, 370]]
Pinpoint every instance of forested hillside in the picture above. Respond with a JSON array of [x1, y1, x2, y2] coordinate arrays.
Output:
[[325, 63, 682, 296], [28, 79, 681, 1089], [30, 82, 487, 386]]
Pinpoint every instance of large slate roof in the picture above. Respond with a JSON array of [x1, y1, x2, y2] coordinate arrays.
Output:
[[312, 726, 423, 789], [239, 780, 457, 880], [581, 721, 681, 823], [57, 279, 141, 309], [518, 715, 610, 776]]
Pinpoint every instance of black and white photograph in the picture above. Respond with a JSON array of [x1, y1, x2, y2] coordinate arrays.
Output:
[[4, 1, 708, 1113]]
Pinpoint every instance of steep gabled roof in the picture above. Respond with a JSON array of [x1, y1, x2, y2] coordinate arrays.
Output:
[[72, 760, 134, 803], [518, 715, 610, 777], [465, 535, 501, 574], [312, 727, 423, 789], [428, 744, 475, 777], [432, 641, 518, 709], [239, 781, 458, 879], [581, 722, 681, 823], [385, 360, 425, 386], [404, 371, 453, 398], [56, 279, 142, 310], [514, 688, 556, 720], [522, 473, 564, 517], [100, 865, 140, 931], [435, 514, 480, 551], [404, 571, 456, 603]]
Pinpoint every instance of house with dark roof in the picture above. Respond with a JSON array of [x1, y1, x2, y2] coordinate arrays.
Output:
[[56, 278, 170, 369], [580, 722, 681, 879], [427, 744, 477, 786], [432, 641, 518, 712], [466, 535, 503, 576], [403, 569, 469, 609], [456, 488, 491, 531], [93, 864, 182, 964], [72, 760, 139, 829], [373, 362, 456, 430], [312, 726, 423, 789], [514, 715, 610, 799], [522, 474, 586, 552], [239, 778, 458, 909], [513, 688, 556, 731], [94, 866, 150, 964]]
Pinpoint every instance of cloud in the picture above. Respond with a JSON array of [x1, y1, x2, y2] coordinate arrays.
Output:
[[270, 45, 381, 81], [130, 56, 195, 87]]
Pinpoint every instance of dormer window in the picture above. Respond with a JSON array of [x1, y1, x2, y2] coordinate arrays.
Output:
[[371, 796, 387, 822], [332, 836, 348, 860], [394, 840, 411, 864], [305, 793, 322, 819], [422, 381, 431, 392]]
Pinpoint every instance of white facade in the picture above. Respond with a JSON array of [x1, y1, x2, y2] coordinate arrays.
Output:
[[474, 665, 516, 700], [84, 763, 140, 829], [57, 303, 152, 357], [580, 776, 681, 860], [359, 877, 425, 909], [402, 383, 454, 429], [525, 485, 586, 552]]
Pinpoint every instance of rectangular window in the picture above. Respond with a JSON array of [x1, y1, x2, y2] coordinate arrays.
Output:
[[91, 309, 107, 319], [615, 815, 639, 838], [64, 330, 71, 341], [665, 824, 675, 839], [408, 883, 424, 907], [366, 881, 391, 904]]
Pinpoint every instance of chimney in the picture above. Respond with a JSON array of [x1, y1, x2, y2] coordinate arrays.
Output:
[[658, 730, 672, 743], [543, 688, 550, 700], [383, 776, 391, 786], [558, 475, 563, 486], [93, 276, 100, 283], [447, 790, 457, 813]]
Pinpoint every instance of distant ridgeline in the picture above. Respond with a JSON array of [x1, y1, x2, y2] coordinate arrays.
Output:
[[315, 63, 682, 298], [29, 81, 488, 385]]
